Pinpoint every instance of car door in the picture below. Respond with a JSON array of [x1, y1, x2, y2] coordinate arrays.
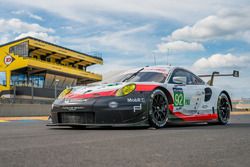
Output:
[[168, 68, 205, 116], [185, 71, 206, 114]]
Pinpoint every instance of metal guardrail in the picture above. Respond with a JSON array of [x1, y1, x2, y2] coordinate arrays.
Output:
[[0, 98, 54, 104]]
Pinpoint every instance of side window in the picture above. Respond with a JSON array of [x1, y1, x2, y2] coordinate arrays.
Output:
[[0, 72, 6, 86], [169, 69, 189, 84], [169, 69, 205, 85], [188, 72, 205, 85]]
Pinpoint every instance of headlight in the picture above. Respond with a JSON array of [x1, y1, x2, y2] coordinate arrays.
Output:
[[58, 88, 72, 99], [116, 84, 136, 96]]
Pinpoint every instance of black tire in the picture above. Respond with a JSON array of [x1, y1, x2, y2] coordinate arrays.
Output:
[[149, 89, 169, 128], [217, 93, 231, 125]]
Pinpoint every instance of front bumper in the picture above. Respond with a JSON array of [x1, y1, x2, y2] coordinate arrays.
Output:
[[47, 120, 149, 127], [48, 92, 150, 127]]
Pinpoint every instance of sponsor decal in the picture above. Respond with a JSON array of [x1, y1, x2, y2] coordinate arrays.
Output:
[[145, 67, 168, 74], [107, 83, 120, 87], [64, 99, 71, 103], [127, 98, 145, 103], [64, 98, 88, 103], [185, 99, 190, 105], [133, 104, 142, 112], [109, 101, 118, 108], [4, 55, 15, 66], [182, 109, 196, 115], [173, 88, 184, 107], [202, 105, 208, 109], [62, 106, 85, 111], [175, 106, 183, 111]]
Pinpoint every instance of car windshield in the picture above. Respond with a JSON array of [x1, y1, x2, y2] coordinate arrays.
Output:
[[107, 71, 167, 83]]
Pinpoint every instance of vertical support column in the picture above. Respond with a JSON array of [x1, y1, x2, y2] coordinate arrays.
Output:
[[54, 79, 59, 99], [13, 81, 16, 103], [6, 70, 11, 90], [31, 80, 34, 102]]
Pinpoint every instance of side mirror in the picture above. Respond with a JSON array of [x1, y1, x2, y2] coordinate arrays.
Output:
[[233, 70, 239, 77], [173, 76, 187, 85]]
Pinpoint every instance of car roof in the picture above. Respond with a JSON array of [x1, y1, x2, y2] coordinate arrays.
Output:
[[122, 65, 175, 74]]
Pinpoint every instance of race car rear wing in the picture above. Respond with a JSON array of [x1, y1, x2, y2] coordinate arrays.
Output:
[[198, 70, 239, 86]]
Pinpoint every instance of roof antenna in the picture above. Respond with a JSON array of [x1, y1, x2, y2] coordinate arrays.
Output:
[[167, 48, 169, 65], [153, 54, 156, 65]]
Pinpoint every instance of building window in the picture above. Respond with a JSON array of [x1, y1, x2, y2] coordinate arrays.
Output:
[[10, 73, 45, 88], [9, 42, 28, 57], [11, 74, 27, 86], [0, 72, 6, 86], [29, 75, 45, 88]]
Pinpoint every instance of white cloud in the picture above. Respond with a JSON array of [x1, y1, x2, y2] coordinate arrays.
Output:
[[15, 32, 58, 43], [156, 41, 205, 53], [0, 18, 53, 33], [168, 8, 250, 42], [0, 34, 11, 44], [89, 25, 152, 51], [60, 26, 73, 30], [11, 10, 43, 21], [0, 18, 56, 44], [240, 30, 250, 43], [156, 8, 250, 54], [5, 0, 248, 24], [63, 24, 153, 52], [192, 53, 250, 70], [89, 60, 131, 75]]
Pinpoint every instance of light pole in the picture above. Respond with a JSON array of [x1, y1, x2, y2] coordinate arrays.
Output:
[[54, 79, 59, 99], [13, 80, 16, 103], [31, 79, 34, 102], [153, 54, 156, 65]]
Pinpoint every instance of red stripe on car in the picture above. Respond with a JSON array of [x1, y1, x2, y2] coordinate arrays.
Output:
[[168, 104, 174, 112], [168, 104, 218, 121], [172, 111, 218, 121], [135, 84, 159, 91]]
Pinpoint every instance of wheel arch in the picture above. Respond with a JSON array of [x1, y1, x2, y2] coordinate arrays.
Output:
[[220, 90, 232, 110], [154, 86, 174, 105]]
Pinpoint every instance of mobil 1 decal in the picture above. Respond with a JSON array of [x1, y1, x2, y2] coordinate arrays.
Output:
[[173, 87, 184, 107]]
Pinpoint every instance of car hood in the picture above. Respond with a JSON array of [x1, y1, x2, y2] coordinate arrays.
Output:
[[63, 82, 127, 99], [63, 82, 161, 99]]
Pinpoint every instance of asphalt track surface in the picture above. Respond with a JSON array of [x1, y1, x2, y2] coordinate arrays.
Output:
[[0, 113, 250, 167]]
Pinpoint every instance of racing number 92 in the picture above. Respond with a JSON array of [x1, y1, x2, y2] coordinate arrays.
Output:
[[173, 88, 184, 107]]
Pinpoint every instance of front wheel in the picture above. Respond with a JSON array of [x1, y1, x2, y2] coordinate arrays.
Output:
[[217, 93, 231, 125], [149, 89, 169, 128]]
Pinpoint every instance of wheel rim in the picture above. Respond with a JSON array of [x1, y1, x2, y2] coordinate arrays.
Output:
[[152, 93, 168, 126], [218, 95, 231, 122]]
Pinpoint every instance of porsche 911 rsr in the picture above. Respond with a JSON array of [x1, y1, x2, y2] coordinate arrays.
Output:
[[48, 66, 238, 128]]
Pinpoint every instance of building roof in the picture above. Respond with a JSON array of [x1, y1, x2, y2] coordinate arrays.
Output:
[[0, 36, 103, 61]]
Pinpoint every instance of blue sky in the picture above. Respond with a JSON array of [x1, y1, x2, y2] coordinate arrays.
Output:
[[0, 0, 250, 99]]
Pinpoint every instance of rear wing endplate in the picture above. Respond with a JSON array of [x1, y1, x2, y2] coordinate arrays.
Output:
[[198, 70, 239, 86]]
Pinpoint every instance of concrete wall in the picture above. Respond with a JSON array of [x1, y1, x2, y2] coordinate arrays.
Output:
[[0, 104, 51, 117]]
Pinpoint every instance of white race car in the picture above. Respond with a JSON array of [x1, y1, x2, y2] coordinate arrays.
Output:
[[48, 66, 239, 128]]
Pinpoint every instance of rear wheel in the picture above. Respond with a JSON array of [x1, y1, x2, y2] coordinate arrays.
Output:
[[217, 93, 231, 125], [149, 89, 169, 128]]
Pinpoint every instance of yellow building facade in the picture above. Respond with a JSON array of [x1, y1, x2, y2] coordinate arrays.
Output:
[[0, 37, 103, 98]]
